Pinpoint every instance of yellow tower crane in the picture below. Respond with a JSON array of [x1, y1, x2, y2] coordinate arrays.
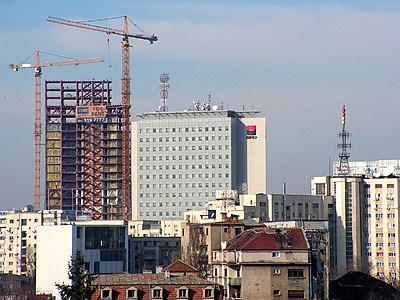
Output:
[[46, 16, 158, 220], [9, 51, 104, 211]]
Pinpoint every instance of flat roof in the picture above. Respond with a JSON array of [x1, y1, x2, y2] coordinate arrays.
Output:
[[137, 110, 260, 120]]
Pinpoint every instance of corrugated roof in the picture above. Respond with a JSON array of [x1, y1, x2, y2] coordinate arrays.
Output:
[[225, 228, 308, 251], [163, 260, 197, 273], [93, 273, 214, 286]]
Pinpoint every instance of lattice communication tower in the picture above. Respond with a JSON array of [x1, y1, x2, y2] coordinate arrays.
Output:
[[337, 105, 351, 176], [159, 73, 169, 112]]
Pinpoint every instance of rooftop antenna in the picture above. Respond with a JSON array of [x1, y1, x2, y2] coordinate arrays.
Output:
[[159, 72, 169, 112], [337, 105, 351, 176]]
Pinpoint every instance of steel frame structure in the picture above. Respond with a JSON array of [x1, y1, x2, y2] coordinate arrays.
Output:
[[45, 80, 124, 220]]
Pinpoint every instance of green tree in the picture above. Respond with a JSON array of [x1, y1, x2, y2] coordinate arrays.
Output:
[[55, 253, 96, 300]]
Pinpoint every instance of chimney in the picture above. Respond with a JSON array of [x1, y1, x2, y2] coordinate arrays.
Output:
[[221, 212, 228, 221]]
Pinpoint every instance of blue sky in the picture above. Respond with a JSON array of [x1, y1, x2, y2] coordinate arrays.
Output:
[[1, 1, 399, 210]]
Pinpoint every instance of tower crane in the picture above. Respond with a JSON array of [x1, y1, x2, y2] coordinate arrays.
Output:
[[9, 51, 104, 211], [47, 16, 158, 220]]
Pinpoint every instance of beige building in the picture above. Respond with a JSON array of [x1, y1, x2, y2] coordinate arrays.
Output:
[[0, 209, 86, 276], [311, 173, 400, 281], [128, 219, 183, 237], [183, 190, 333, 225], [210, 227, 311, 299]]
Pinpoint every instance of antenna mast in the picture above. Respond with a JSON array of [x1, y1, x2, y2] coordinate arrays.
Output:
[[159, 73, 169, 112], [337, 105, 351, 176]]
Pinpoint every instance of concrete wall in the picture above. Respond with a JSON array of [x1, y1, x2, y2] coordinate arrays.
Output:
[[36, 225, 74, 298]]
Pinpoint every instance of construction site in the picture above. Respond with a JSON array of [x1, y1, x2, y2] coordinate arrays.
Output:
[[9, 16, 158, 221]]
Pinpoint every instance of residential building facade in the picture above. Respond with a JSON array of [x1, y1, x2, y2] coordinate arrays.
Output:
[[0, 208, 89, 276], [91, 273, 222, 300], [210, 228, 311, 299], [311, 163, 400, 281]]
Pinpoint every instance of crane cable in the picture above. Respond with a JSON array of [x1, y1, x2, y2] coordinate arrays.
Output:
[[107, 38, 112, 68]]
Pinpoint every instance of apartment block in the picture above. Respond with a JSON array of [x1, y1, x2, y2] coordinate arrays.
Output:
[[210, 228, 311, 299], [311, 160, 400, 280], [0, 209, 87, 276], [90, 273, 222, 300]]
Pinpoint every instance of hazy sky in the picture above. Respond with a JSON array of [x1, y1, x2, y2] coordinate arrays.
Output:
[[1, 1, 399, 210]]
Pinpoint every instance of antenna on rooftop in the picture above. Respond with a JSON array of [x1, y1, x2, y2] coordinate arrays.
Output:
[[337, 105, 351, 176], [159, 72, 169, 112]]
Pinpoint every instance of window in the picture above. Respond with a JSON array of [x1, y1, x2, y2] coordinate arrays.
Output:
[[273, 268, 281, 275], [152, 287, 162, 298], [288, 290, 305, 298], [101, 288, 112, 299], [288, 269, 304, 278], [272, 251, 280, 258], [273, 290, 281, 297], [177, 287, 188, 298], [203, 287, 214, 298]]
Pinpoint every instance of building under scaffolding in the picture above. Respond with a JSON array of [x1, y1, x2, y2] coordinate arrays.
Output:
[[45, 80, 125, 220]]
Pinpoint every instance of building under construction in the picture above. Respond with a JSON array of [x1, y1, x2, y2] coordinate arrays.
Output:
[[45, 80, 126, 220]]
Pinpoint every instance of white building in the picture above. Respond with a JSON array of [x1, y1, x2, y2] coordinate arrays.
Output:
[[0, 209, 88, 276], [312, 162, 400, 280], [131, 109, 266, 220], [36, 220, 128, 299], [183, 190, 333, 225]]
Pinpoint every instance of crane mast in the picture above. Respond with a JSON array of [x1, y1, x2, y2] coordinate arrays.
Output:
[[34, 52, 41, 212], [47, 16, 157, 220], [121, 17, 131, 220], [9, 52, 104, 211]]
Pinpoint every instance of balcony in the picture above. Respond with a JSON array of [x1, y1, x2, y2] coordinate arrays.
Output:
[[229, 277, 241, 286]]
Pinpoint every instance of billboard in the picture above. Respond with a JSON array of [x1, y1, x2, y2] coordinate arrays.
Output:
[[246, 125, 257, 139], [76, 105, 107, 123]]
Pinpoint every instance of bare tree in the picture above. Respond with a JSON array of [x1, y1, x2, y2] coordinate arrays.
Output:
[[183, 224, 208, 277]]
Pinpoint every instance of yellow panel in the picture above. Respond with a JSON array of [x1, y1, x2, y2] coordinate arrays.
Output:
[[47, 165, 61, 172], [47, 174, 61, 181], [48, 182, 59, 189], [46, 149, 61, 156], [47, 132, 61, 139], [47, 157, 61, 164], [47, 140, 61, 148]]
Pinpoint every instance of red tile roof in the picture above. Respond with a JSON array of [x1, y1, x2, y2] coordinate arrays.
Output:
[[163, 260, 197, 273], [225, 228, 308, 251], [93, 273, 212, 285]]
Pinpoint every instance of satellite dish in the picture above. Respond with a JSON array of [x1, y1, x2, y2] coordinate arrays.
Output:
[[382, 166, 395, 177]]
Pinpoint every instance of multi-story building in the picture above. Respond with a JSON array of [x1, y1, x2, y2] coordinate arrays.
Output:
[[36, 220, 128, 298], [128, 219, 183, 237], [311, 159, 400, 280], [45, 80, 126, 220], [90, 272, 222, 300], [183, 190, 333, 225], [129, 237, 181, 273], [210, 227, 311, 299], [0, 208, 89, 276], [181, 216, 246, 272], [266, 220, 330, 300], [131, 107, 266, 220]]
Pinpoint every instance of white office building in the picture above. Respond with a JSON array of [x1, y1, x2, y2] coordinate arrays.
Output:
[[131, 108, 266, 220]]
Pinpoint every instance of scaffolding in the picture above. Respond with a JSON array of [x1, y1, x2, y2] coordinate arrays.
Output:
[[45, 80, 125, 220]]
